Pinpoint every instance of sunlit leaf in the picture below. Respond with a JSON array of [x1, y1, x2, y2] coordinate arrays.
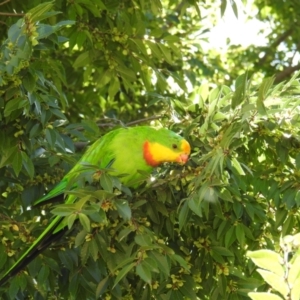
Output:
[[247, 250, 285, 276]]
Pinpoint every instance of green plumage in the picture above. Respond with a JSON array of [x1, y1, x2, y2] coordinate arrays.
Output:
[[37, 126, 188, 204], [0, 126, 190, 286]]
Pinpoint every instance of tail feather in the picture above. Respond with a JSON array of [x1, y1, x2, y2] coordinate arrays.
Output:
[[0, 221, 67, 286], [0, 215, 64, 286], [34, 178, 67, 206], [0, 178, 78, 286]]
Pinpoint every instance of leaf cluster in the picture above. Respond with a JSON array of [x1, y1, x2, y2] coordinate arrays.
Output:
[[1, 1, 300, 300]]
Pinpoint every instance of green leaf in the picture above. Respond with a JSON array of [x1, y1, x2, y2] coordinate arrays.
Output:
[[0, 244, 7, 269], [291, 277, 300, 300], [22, 72, 36, 92], [235, 223, 245, 247], [51, 204, 77, 216], [219, 188, 233, 202], [37, 265, 50, 283], [220, 0, 227, 17], [73, 51, 91, 68], [113, 263, 135, 288], [149, 251, 170, 276], [179, 275, 197, 300], [29, 123, 42, 138], [136, 261, 152, 284], [247, 250, 285, 276], [230, 0, 238, 18], [12, 149, 22, 176], [118, 227, 134, 242], [231, 157, 245, 175], [288, 255, 300, 284], [79, 213, 90, 232], [135, 234, 153, 247], [27, 1, 55, 22], [96, 276, 110, 298], [100, 173, 113, 193], [157, 43, 173, 64], [75, 230, 87, 247], [116, 64, 136, 81], [211, 246, 233, 257], [142, 257, 158, 273], [45, 128, 57, 148], [225, 226, 235, 248], [188, 196, 202, 217], [4, 98, 27, 117], [217, 221, 229, 240], [296, 153, 300, 169], [54, 20, 76, 28], [257, 76, 274, 115], [0, 146, 17, 168], [21, 151, 34, 178], [50, 108, 67, 120], [69, 272, 79, 297], [114, 199, 131, 221], [150, 0, 162, 14], [146, 41, 162, 58], [275, 208, 288, 228], [8, 23, 22, 43], [178, 201, 190, 230], [9, 276, 20, 299], [248, 292, 284, 300], [18, 273, 27, 291], [130, 38, 148, 56], [233, 202, 243, 218], [232, 72, 248, 108], [108, 78, 120, 100], [80, 242, 89, 265], [256, 269, 288, 297], [67, 213, 77, 229], [172, 254, 190, 272], [210, 249, 225, 264], [89, 238, 98, 261]]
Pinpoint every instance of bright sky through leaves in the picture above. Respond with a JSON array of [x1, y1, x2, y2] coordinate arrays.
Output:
[[205, 0, 268, 50]]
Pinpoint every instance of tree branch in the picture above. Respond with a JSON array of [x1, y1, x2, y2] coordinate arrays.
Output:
[[0, 0, 10, 6], [257, 28, 294, 66], [274, 64, 300, 83]]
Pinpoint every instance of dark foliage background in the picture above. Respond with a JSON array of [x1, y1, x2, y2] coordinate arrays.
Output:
[[1, 1, 300, 299]]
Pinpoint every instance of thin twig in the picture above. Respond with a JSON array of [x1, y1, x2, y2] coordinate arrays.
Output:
[[95, 122, 120, 128], [0, 0, 10, 6], [126, 115, 162, 126], [73, 115, 162, 150], [0, 12, 24, 16], [76, 115, 162, 132]]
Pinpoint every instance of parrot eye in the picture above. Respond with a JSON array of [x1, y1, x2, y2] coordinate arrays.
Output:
[[172, 144, 178, 149]]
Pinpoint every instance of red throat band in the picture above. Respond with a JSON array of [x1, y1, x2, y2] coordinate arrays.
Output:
[[143, 141, 159, 167]]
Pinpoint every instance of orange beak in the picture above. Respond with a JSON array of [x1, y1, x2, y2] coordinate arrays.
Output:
[[177, 139, 191, 164], [177, 153, 189, 164]]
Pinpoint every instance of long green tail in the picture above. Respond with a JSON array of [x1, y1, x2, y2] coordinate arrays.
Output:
[[0, 180, 69, 286]]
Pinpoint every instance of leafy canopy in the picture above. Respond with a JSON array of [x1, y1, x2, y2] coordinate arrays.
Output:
[[1, 1, 300, 300]]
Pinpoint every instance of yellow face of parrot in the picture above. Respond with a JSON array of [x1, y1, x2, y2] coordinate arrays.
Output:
[[143, 137, 191, 167]]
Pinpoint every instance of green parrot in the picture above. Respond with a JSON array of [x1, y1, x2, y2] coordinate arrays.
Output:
[[0, 126, 191, 286]]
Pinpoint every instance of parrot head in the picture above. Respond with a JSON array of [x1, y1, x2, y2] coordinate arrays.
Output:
[[143, 128, 191, 167]]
